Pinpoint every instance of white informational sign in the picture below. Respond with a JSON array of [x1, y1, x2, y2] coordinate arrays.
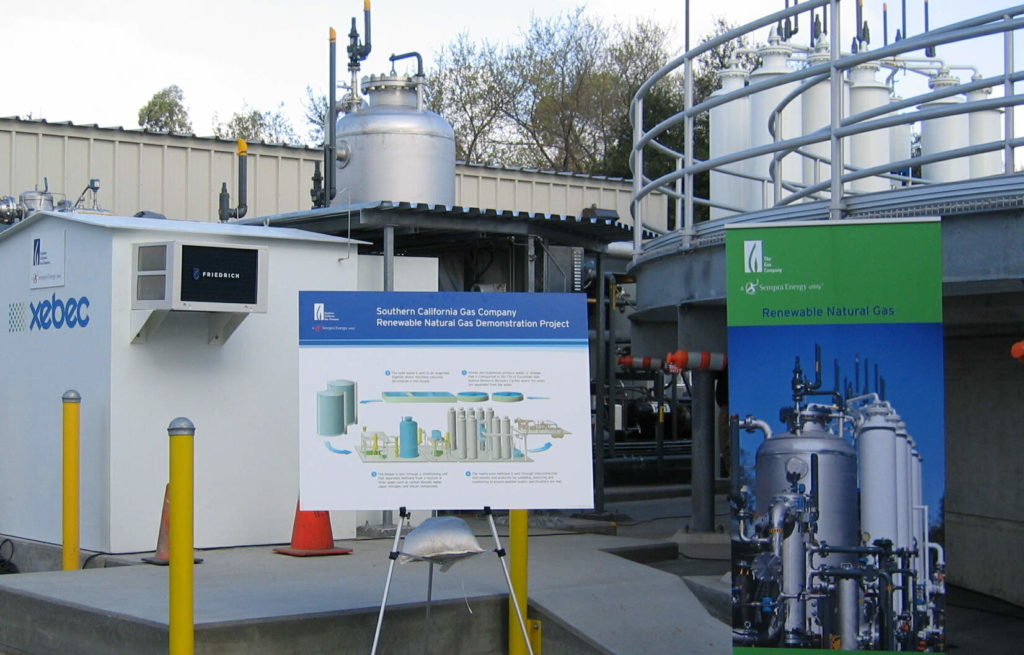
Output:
[[298, 291, 594, 511], [29, 229, 66, 289]]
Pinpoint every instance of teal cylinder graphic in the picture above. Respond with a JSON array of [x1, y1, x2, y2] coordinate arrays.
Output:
[[493, 391, 524, 402], [317, 390, 346, 436], [327, 379, 358, 426], [399, 416, 419, 458]]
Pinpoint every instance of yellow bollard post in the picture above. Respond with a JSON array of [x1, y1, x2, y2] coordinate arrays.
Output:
[[168, 417, 196, 655], [62, 390, 81, 571], [509, 509, 532, 655]]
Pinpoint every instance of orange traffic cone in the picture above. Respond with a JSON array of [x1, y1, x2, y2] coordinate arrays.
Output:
[[142, 483, 203, 565], [273, 499, 352, 557]]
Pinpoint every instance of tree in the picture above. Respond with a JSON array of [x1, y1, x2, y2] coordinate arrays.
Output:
[[498, 8, 615, 171], [428, 34, 507, 164], [137, 85, 193, 134], [213, 103, 299, 146], [427, 9, 683, 177], [301, 86, 329, 146]]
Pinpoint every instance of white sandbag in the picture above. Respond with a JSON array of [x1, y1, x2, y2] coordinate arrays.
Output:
[[400, 516, 484, 571]]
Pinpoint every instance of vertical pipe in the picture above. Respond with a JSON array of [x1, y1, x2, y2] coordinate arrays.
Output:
[[655, 368, 665, 476], [902, 0, 908, 41], [884, 3, 889, 46], [684, 0, 693, 235], [773, 108, 783, 204], [691, 370, 716, 532], [168, 417, 196, 655], [856, 0, 864, 44], [593, 254, 606, 512], [1005, 15, 1015, 174], [674, 157, 682, 231], [606, 276, 617, 460], [829, 0, 844, 220], [62, 390, 81, 571], [327, 28, 337, 205], [508, 509, 530, 655], [236, 140, 248, 220], [486, 512, 535, 655], [383, 225, 394, 291], [526, 237, 535, 293], [672, 373, 680, 444], [632, 98, 644, 253], [782, 516, 806, 637], [838, 577, 859, 649]]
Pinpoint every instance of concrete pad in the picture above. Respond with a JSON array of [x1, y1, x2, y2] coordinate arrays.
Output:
[[0, 531, 730, 655]]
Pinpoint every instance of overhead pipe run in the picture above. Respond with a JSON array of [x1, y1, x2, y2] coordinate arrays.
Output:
[[618, 349, 727, 373]]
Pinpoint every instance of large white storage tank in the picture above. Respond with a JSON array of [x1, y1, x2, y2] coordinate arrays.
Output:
[[710, 61, 754, 218], [889, 95, 913, 187], [800, 45, 837, 198], [967, 84, 1003, 178], [847, 62, 892, 193], [748, 32, 803, 209], [919, 70, 970, 183], [332, 74, 456, 206]]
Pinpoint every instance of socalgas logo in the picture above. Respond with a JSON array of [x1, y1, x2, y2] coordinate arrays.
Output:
[[743, 240, 783, 274], [313, 302, 339, 322], [9, 294, 91, 332]]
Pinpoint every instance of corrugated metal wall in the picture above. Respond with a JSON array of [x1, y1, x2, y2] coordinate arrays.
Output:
[[0, 118, 667, 230]]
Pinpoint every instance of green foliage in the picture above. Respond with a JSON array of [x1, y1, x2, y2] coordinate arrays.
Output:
[[213, 103, 299, 146], [302, 86, 329, 146], [137, 85, 193, 134], [426, 10, 680, 175], [427, 33, 506, 164]]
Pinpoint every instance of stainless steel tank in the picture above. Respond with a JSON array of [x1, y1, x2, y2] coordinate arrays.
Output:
[[755, 405, 860, 555], [331, 73, 456, 206], [19, 189, 54, 214]]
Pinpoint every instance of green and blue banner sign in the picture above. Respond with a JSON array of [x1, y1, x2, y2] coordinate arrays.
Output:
[[727, 220, 945, 653]]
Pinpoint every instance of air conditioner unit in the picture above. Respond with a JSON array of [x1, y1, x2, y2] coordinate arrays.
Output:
[[132, 241, 268, 313]]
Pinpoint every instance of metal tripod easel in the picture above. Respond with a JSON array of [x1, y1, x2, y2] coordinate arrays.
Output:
[[370, 507, 535, 655]]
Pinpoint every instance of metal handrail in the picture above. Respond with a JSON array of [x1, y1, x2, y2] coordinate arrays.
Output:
[[630, 1, 1024, 254]]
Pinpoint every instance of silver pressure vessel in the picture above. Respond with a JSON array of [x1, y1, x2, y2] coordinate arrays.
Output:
[[754, 406, 859, 562], [332, 74, 455, 206]]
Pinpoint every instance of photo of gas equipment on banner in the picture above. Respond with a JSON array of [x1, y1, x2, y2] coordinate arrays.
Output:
[[298, 291, 594, 511], [727, 220, 945, 653]]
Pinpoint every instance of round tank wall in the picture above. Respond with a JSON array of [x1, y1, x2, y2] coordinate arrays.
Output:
[[331, 74, 456, 206]]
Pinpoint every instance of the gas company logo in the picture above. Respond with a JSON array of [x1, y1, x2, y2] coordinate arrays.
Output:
[[32, 238, 45, 265], [310, 300, 349, 333], [743, 240, 763, 273], [743, 240, 782, 274], [9, 294, 92, 332], [312, 302, 339, 322]]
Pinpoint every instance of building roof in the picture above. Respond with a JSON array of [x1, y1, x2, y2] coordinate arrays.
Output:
[[236, 201, 653, 253], [0, 116, 318, 151], [0, 211, 366, 245]]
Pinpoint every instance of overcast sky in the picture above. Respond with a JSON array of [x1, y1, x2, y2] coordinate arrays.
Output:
[[2, 1, 1017, 143]]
